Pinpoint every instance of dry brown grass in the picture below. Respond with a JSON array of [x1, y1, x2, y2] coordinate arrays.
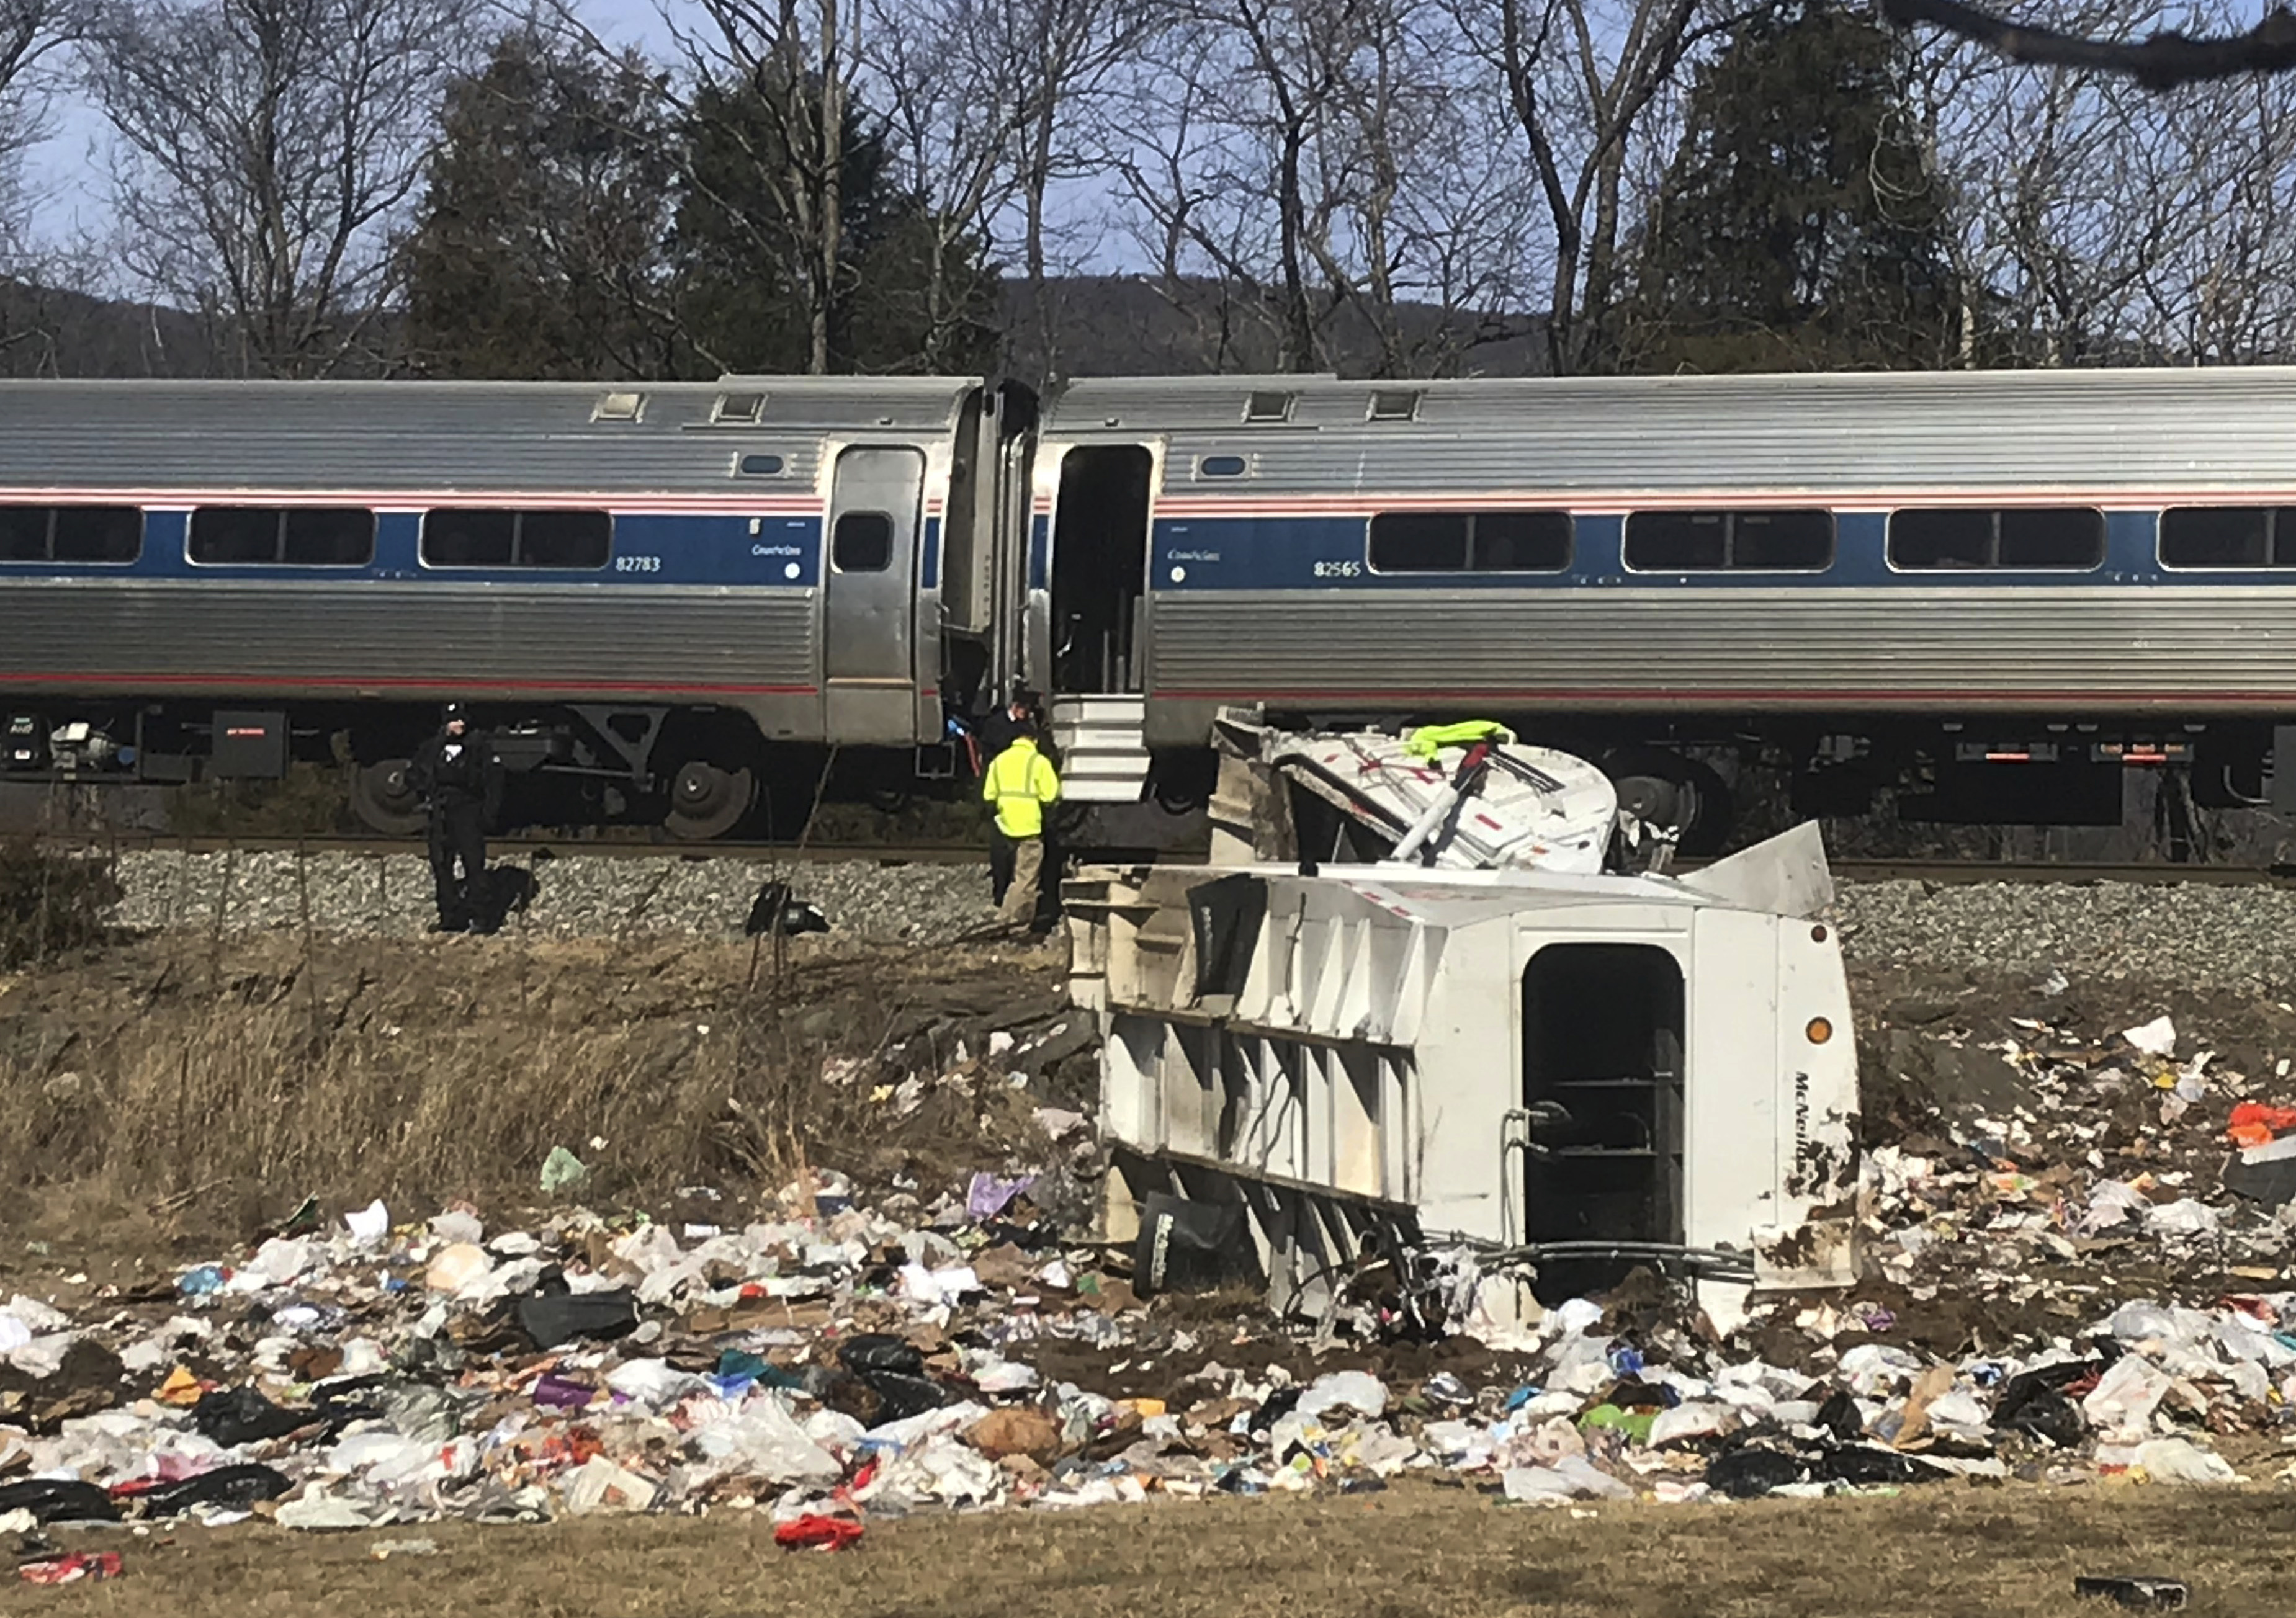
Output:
[[0, 927, 1051, 1241], [0, 836, 121, 968], [21, 1479, 2296, 1617]]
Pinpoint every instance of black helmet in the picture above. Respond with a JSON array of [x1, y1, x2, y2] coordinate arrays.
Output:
[[443, 702, 468, 722]]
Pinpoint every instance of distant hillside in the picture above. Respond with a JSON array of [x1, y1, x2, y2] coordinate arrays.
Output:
[[0, 279, 213, 378], [0, 274, 1548, 382], [1000, 275, 1549, 383]]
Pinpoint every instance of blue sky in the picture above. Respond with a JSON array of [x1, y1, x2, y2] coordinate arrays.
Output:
[[20, 0, 681, 256]]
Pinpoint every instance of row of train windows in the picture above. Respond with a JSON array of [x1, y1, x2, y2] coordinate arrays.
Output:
[[1367, 506, 2296, 573], [0, 506, 614, 569]]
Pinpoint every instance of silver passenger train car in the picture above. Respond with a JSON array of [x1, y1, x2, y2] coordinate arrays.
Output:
[[7, 365, 2296, 839], [0, 377, 1028, 836]]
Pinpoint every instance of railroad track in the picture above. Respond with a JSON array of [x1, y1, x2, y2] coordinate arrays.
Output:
[[27, 833, 990, 864], [1821, 859, 2296, 887], [24, 834, 2296, 885]]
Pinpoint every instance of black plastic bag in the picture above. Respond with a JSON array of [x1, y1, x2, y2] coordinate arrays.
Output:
[[0, 1478, 119, 1523], [1705, 1445, 1808, 1498], [835, 1335, 946, 1421], [516, 1289, 639, 1351], [861, 1370, 950, 1424], [1133, 1193, 1251, 1296], [1813, 1388, 1864, 1441], [838, 1335, 927, 1377], [135, 1464, 291, 1518], [1816, 1444, 1952, 1488], [1995, 1360, 2098, 1449], [1248, 1386, 1302, 1436], [192, 1386, 313, 1447]]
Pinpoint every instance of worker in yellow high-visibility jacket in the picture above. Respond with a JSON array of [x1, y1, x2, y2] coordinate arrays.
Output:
[[982, 720, 1062, 931]]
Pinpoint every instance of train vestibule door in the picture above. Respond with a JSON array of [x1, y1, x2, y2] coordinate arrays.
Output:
[[824, 445, 925, 744], [1046, 445, 1154, 694]]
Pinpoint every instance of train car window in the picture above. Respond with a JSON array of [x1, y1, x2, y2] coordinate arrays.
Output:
[[189, 507, 281, 565], [714, 392, 766, 425], [1367, 511, 1571, 573], [421, 509, 516, 567], [1624, 512, 1726, 570], [1472, 511, 1572, 571], [0, 506, 48, 561], [49, 506, 141, 564], [832, 511, 894, 573], [190, 506, 374, 566], [516, 510, 612, 568], [1625, 509, 1831, 571], [2159, 506, 2296, 567], [737, 453, 785, 476], [1197, 455, 1248, 478], [1999, 507, 2104, 568], [284, 507, 375, 566], [1890, 506, 2104, 570], [1368, 389, 1422, 422], [1732, 511, 1833, 569], [1244, 391, 1294, 423], [421, 509, 609, 568], [1368, 512, 1468, 571]]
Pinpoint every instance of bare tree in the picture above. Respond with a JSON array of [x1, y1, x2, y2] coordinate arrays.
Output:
[[84, 0, 481, 376], [1102, 0, 1535, 375], [644, 0, 856, 375], [1886, 0, 2296, 91], [0, 0, 85, 259], [863, 0, 1034, 372], [1904, 0, 2296, 366], [1451, 0, 1750, 375]]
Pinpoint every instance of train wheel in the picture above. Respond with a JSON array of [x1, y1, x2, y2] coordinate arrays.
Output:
[[665, 760, 755, 841], [349, 759, 424, 837]]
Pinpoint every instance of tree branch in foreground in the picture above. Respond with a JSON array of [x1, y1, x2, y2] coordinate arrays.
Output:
[[1881, 0, 2296, 88]]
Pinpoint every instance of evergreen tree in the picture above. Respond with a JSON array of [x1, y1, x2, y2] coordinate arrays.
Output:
[[401, 33, 683, 379], [1620, 2, 1962, 372], [671, 74, 996, 376]]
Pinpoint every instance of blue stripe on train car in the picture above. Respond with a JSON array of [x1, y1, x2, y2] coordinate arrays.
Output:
[[1149, 509, 2189, 589], [0, 512, 825, 588], [921, 517, 939, 591]]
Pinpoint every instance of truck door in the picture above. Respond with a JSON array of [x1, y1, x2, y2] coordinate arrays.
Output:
[[824, 444, 925, 744]]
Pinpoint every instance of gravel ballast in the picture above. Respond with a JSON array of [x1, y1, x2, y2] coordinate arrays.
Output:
[[83, 847, 2296, 990], [1832, 879, 2296, 991], [103, 849, 997, 943]]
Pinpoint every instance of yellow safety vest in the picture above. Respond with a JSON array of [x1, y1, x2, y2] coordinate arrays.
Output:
[[1404, 720, 1516, 760], [983, 738, 1061, 838]]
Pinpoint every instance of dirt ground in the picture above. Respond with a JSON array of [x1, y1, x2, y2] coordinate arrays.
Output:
[[7, 1483, 2289, 1616]]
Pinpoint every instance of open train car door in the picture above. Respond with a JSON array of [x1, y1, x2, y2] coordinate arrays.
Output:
[[823, 444, 926, 744], [1046, 445, 1154, 694]]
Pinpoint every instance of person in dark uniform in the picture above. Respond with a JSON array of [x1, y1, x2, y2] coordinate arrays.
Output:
[[406, 702, 503, 934]]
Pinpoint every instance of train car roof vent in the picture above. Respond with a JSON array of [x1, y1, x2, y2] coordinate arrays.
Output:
[[1368, 388, 1422, 422], [713, 391, 767, 424], [592, 390, 645, 422], [1244, 390, 1295, 424]]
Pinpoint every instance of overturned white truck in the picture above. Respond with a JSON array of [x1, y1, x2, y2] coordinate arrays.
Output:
[[1066, 796, 1861, 1331]]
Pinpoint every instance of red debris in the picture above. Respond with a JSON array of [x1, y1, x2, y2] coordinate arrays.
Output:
[[19, 1553, 124, 1585], [774, 1514, 864, 1552]]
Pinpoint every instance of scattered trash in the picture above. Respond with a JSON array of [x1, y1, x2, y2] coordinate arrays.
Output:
[[370, 1539, 441, 1560], [516, 1287, 638, 1351], [18, 1553, 122, 1585], [540, 1147, 589, 1196], [2074, 1575, 2191, 1610], [775, 1514, 864, 1551], [344, 1200, 391, 1248], [2123, 1016, 2177, 1057]]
